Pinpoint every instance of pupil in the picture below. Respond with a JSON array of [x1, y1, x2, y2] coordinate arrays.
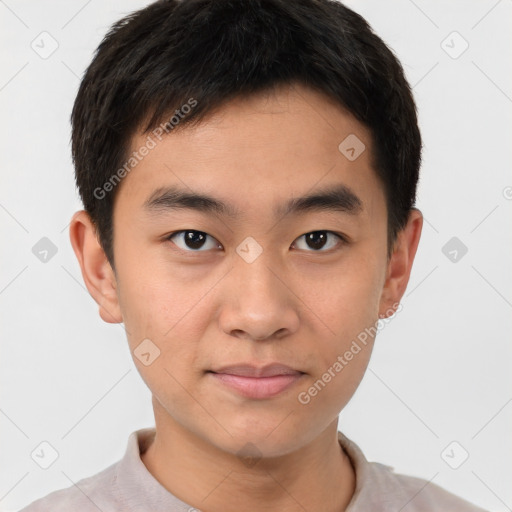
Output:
[[185, 231, 206, 249], [306, 231, 327, 250]]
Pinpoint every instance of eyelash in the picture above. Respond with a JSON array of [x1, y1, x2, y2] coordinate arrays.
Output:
[[164, 230, 349, 253]]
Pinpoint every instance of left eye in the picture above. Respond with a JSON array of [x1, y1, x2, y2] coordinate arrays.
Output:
[[167, 230, 222, 252], [292, 231, 345, 252]]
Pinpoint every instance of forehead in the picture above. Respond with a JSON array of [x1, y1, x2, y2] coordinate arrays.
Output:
[[116, 84, 383, 223]]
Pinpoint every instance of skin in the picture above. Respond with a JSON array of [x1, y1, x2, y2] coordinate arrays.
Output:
[[70, 83, 422, 512]]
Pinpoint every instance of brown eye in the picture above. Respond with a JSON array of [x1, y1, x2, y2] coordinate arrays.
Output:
[[292, 231, 346, 252], [167, 230, 222, 251]]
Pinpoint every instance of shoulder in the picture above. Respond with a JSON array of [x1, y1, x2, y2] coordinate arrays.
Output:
[[17, 462, 119, 512], [366, 462, 489, 512], [338, 432, 488, 512]]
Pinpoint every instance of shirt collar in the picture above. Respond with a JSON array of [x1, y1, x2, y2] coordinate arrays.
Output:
[[114, 427, 383, 511], [115, 428, 193, 511], [337, 430, 396, 510]]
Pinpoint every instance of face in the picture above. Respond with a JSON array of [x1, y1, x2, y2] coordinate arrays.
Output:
[[78, 83, 416, 459]]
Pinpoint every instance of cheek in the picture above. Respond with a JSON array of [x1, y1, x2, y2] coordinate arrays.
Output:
[[296, 323, 375, 420], [115, 263, 210, 387], [116, 258, 195, 344], [294, 255, 383, 410], [303, 255, 383, 341]]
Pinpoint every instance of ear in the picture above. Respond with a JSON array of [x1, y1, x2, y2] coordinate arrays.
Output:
[[69, 210, 123, 324], [378, 208, 423, 318]]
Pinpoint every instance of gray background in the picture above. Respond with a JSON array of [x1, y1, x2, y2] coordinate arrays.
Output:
[[1, 1, 511, 511]]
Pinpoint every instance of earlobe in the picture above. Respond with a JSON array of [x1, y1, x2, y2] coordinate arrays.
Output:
[[378, 208, 423, 317], [68, 210, 123, 324]]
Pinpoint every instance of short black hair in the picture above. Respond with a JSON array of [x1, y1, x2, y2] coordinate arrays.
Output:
[[71, 0, 422, 269]]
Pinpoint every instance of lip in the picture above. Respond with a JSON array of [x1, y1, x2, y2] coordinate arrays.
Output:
[[208, 363, 305, 399], [210, 363, 302, 378]]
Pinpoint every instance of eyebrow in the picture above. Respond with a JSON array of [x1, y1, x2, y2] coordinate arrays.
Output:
[[143, 183, 363, 219]]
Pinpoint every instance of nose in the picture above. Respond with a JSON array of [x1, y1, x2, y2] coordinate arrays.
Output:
[[218, 252, 300, 342]]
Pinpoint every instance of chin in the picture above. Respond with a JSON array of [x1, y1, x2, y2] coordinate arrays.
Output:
[[213, 416, 310, 458]]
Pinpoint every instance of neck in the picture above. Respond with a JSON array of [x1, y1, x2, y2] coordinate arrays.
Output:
[[141, 400, 356, 512]]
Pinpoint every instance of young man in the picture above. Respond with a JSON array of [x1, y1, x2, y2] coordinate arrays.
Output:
[[21, 0, 487, 510]]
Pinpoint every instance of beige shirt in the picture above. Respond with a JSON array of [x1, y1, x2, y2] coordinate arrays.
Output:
[[20, 428, 488, 511]]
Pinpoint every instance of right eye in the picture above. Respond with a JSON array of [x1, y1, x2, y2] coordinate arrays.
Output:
[[166, 230, 223, 252]]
